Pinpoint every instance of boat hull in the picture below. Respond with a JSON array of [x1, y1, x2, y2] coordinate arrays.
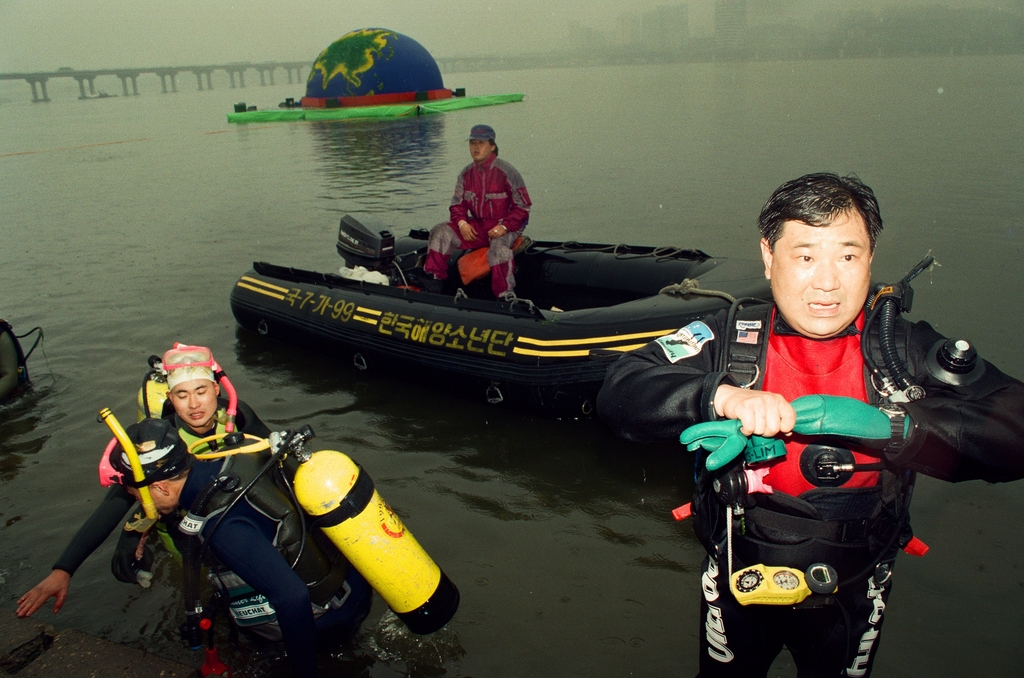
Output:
[[230, 242, 770, 417]]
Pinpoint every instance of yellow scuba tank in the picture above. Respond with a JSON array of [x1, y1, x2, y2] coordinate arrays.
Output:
[[292, 447, 459, 634], [133, 370, 172, 550], [136, 372, 169, 421]]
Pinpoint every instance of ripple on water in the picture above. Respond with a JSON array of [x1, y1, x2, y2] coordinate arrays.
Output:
[[367, 610, 466, 668]]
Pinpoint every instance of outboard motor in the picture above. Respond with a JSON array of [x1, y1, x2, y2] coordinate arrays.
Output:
[[336, 214, 396, 271]]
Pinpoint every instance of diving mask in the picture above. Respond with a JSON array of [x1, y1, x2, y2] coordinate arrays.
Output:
[[162, 344, 217, 390]]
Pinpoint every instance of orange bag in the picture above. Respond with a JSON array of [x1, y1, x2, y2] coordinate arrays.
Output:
[[458, 237, 522, 285]]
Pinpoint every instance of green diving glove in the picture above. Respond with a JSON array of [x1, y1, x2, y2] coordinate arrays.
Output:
[[791, 395, 910, 450], [680, 421, 787, 471], [680, 420, 746, 471]]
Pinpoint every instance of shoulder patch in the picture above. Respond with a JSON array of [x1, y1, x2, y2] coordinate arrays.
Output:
[[655, 321, 715, 363], [736, 319, 762, 330]]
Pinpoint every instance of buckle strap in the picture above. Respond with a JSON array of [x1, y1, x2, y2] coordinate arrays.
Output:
[[746, 506, 870, 544]]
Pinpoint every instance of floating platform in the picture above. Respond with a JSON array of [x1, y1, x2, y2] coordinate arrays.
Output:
[[227, 93, 524, 124]]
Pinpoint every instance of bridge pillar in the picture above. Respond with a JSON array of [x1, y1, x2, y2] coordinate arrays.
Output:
[[28, 78, 50, 102], [88, 77, 96, 95], [195, 70, 214, 91], [158, 72, 178, 93], [117, 73, 140, 95], [75, 77, 88, 99]]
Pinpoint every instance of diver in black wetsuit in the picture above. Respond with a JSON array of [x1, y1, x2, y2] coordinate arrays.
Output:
[[16, 344, 270, 618], [597, 174, 1024, 677], [107, 418, 370, 678], [0, 318, 31, 402]]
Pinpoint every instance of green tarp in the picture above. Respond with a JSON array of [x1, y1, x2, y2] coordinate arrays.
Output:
[[227, 93, 524, 124]]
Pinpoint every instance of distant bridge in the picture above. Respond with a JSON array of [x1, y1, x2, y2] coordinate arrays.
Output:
[[0, 61, 311, 102], [0, 54, 577, 103]]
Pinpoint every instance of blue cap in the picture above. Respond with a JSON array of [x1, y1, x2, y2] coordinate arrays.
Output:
[[467, 124, 496, 141]]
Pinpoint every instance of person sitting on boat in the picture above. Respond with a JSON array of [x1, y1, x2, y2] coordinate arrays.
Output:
[[421, 124, 532, 299], [107, 418, 371, 678], [597, 173, 1024, 677], [16, 344, 271, 619], [0, 317, 31, 402]]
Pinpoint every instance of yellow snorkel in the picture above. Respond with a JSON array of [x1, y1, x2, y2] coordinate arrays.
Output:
[[99, 408, 158, 524]]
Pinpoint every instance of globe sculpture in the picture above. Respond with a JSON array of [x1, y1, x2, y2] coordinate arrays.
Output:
[[302, 28, 451, 107]]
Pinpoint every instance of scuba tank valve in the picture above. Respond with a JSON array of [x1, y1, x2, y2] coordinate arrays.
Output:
[[137, 355, 170, 421]]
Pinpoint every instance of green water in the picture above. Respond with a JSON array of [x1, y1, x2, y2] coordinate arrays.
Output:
[[1, 55, 1023, 676]]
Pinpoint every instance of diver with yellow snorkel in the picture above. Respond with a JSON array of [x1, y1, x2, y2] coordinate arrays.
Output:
[[96, 415, 375, 678], [19, 344, 460, 677], [17, 344, 271, 617]]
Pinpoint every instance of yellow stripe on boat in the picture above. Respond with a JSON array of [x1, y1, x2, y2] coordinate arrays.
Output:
[[236, 281, 286, 300], [240, 276, 290, 294], [353, 315, 379, 326], [512, 343, 648, 358], [515, 328, 675, 348]]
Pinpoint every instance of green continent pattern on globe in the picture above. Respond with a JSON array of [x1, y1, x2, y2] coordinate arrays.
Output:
[[310, 29, 397, 91]]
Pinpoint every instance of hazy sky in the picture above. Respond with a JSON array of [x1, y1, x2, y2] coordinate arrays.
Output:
[[1, 0, 1019, 71], [0, 0, 661, 70]]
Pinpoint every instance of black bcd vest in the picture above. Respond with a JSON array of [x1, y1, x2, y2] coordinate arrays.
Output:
[[693, 301, 916, 580]]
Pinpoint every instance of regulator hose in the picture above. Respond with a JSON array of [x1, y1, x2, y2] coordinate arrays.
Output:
[[180, 474, 239, 650], [877, 299, 914, 392], [861, 255, 935, 397], [195, 428, 312, 571]]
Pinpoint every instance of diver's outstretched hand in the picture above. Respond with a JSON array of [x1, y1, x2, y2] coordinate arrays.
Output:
[[16, 569, 70, 617]]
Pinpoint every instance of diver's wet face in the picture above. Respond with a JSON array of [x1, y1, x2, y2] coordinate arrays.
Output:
[[760, 209, 873, 339], [169, 378, 221, 434], [469, 138, 495, 163]]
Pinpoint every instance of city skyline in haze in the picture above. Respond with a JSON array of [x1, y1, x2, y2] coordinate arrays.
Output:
[[2, 0, 1022, 72]]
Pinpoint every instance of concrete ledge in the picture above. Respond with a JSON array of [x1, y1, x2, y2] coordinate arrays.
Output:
[[2, 613, 198, 677]]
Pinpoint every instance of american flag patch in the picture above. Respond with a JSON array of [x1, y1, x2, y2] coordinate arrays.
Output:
[[736, 330, 759, 345]]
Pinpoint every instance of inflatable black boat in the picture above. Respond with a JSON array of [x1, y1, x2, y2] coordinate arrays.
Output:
[[230, 215, 771, 417]]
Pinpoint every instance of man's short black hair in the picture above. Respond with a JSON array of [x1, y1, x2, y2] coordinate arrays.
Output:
[[758, 173, 883, 251]]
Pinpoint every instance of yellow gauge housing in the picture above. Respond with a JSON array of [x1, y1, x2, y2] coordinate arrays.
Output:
[[730, 564, 813, 606]]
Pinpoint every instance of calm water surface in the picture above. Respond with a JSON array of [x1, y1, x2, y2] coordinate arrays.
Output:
[[2, 55, 1023, 677]]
